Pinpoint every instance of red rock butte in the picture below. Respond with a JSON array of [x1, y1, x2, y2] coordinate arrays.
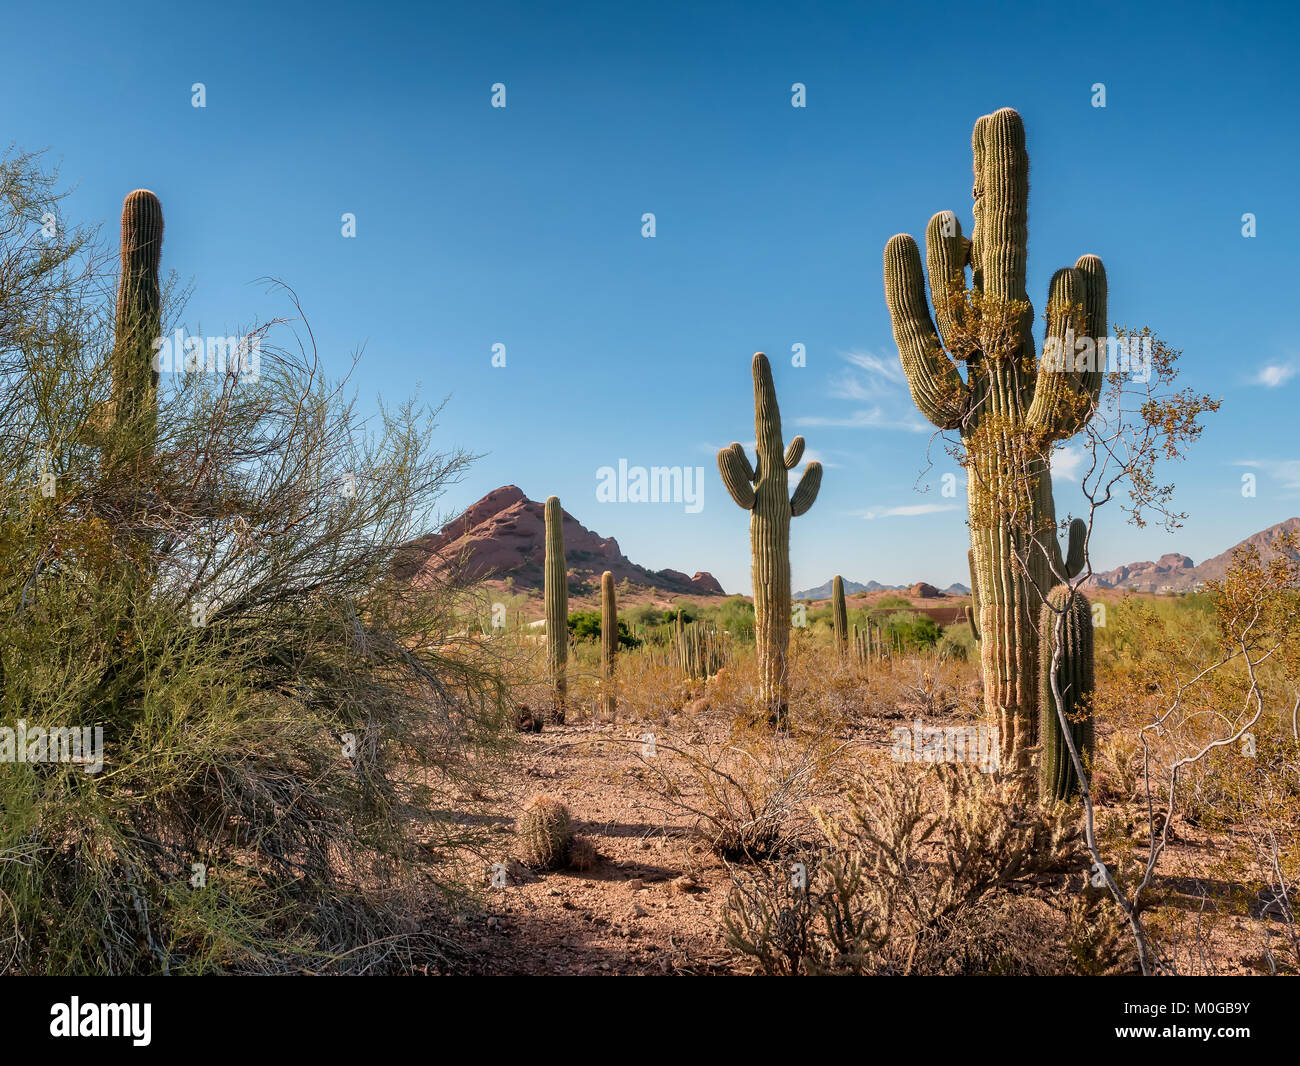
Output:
[[395, 485, 725, 597]]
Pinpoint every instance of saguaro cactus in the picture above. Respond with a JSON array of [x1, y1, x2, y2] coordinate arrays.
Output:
[[544, 495, 568, 720], [883, 108, 1106, 767], [831, 575, 848, 658], [109, 189, 164, 470], [718, 352, 823, 725], [1038, 585, 1095, 801], [600, 570, 617, 721]]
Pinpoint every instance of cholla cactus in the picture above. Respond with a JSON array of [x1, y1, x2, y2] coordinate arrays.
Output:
[[831, 575, 848, 658], [519, 794, 573, 870], [600, 570, 617, 721], [883, 108, 1106, 767], [544, 496, 568, 719], [718, 353, 822, 725], [1038, 585, 1095, 801], [109, 189, 164, 470]]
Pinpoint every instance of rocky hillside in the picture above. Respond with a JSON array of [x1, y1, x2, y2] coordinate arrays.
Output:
[[1086, 517, 1300, 591], [397, 485, 725, 599]]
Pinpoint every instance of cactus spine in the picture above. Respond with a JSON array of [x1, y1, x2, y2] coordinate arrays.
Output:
[[884, 109, 1106, 767], [831, 575, 848, 658], [1038, 585, 1095, 801], [718, 353, 822, 726], [544, 495, 568, 719], [109, 189, 164, 471], [600, 570, 617, 721]]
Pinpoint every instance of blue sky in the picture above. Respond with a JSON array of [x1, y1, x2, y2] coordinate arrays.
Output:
[[5, 0, 1298, 593]]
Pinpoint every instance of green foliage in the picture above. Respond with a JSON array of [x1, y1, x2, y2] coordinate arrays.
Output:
[[567, 610, 640, 648]]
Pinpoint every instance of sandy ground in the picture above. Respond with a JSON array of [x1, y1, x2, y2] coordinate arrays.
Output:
[[436, 683, 1281, 976]]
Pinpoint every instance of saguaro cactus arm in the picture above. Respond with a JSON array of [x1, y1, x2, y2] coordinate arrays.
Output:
[[783, 436, 805, 469], [1062, 517, 1087, 580], [1026, 258, 1109, 439], [789, 462, 822, 516], [718, 443, 756, 509], [884, 234, 969, 429]]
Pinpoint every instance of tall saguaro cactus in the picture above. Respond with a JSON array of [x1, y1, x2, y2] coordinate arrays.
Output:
[[600, 570, 617, 721], [544, 495, 568, 720], [883, 109, 1106, 767], [110, 189, 164, 471], [831, 575, 848, 658], [718, 352, 823, 725]]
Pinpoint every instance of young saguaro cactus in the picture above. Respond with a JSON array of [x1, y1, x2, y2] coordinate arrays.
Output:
[[718, 352, 823, 725], [544, 495, 568, 720], [600, 570, 617, 721], [1038, 585, 1095, 801], [883, 108, 1106, 767], [831, 575, 848, 658], [110, 189, 164, 470]]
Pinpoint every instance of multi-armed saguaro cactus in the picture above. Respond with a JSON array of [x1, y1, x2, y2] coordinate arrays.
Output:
[[883, 108, 1105, 767], [600, 570, 617, 721], [718, 352, 823, 725], [544, 495, 568, 721], [831, 575, 848, 659], [109, 189, 164, 471], [1038, 585, 1095, 800]]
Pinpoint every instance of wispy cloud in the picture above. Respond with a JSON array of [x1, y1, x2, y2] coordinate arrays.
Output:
[[1051, 445, 1087, 483], [1250, 362, 1296, 388], [795, 347, 929, 433], [1234, 458, 1300, 491], [856, 502, 960, 520]]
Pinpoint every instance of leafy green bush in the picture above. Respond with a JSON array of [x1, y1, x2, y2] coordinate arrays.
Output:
[[567, 610, 640, 648]]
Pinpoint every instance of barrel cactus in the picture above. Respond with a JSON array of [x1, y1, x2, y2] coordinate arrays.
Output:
[[544, 495, 568, 720], [883, 108, 1106, 767], [1038, 584, 1095, 801], [519, 794, 573, 870], [718, 352, 822, 726], [600, 569, 617, 721], [109, 189, 164, 470], [831, 575, 848, 658]]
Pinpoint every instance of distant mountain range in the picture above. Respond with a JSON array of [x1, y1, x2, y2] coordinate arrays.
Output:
[[396, 485, 725, 599], [400, 488, 1299, 605], [794, 579, 969, 599], [1084, 516, 1300, 592], [795, 517, 1300, 598]]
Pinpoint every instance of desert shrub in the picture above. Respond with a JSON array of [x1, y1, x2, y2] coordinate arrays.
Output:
[[637, 719, 843, 861], [0, 152, 512, 974], [722, 764, 1082, 974]]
